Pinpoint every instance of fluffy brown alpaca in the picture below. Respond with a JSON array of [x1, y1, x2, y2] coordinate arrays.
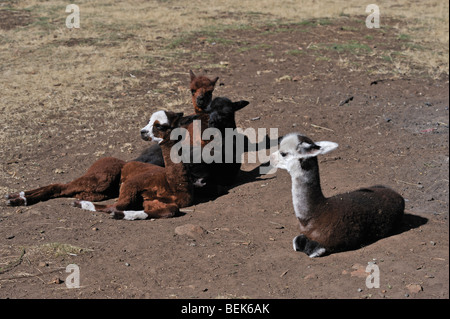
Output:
[[7, 111, 197, 220], [187, 70, 219, 147], [75, 111, 197, 219], [270, 133, 405, 257]]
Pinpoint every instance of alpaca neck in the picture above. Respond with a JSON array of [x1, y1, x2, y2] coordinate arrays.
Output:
[[289, 158, 325, 222], [193, 100, 204, 115], [160, 140, 192, 194]]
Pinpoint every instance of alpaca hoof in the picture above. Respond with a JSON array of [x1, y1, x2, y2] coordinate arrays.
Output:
[[72, 200, 96, 211], [72, 200, 82, 208], [293, 235, 308, 252], [193, 178, 207, 188], [6, 195, 26, 206], [293, 235, 326, 258], [5, 193, 15, 200], [110, 211, 124, 220], [6, 199, 23, 206]]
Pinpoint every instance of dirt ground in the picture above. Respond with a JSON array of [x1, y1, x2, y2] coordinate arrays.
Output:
[[0, 16, 448, 300]]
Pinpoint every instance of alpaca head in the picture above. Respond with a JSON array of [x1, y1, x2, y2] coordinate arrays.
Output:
[[140, 111, 198, 144], [189, 70, 219, 113], [204, 97, 249, 116], [204, 97, 249, 129], [270, 133, 338, 175]]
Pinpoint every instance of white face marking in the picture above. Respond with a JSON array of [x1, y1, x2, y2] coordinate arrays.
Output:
[[79, 201, 96, 211], [270, 133, 338, 174], [141, 111, 169, 144], [123, 210, 149, 220], [270, 134, 301, 172]]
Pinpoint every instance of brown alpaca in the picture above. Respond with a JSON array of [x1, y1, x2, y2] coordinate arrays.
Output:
[[270, 133, 405, 257], [75, 111, 197, 219], [187, 70, 219, 148], [7, 111, 197, 220], [189, 69, 219, 115]]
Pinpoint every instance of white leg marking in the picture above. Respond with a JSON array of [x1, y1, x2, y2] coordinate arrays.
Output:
[[309, 248, 326, 258], [193, 178, 207, 188], [79, 201, 96, 211], [19, 191, 27, 206], [123, 210, 149, 220]]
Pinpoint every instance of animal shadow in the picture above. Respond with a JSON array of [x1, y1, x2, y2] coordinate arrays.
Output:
[[394, 212, 428, 235], [340, 212, 429, 255]]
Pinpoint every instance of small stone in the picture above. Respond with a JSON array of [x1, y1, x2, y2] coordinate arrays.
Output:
[[406, 284, 423, 294], [276, 75, 292, 82], [175, 224, 207, 238], [304, 273, 318, 280], [357, 288, 363, 292], [125, 263, 130, 267], [49, 277, 63, 284]]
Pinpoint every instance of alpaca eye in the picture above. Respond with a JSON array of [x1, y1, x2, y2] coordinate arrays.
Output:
[[155, 124, 169, 131], [280, 152, 288, 157], [191, 89, 196, 96]]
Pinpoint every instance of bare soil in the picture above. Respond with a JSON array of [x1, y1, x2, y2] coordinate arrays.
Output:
[[0, 17, 448, 299]]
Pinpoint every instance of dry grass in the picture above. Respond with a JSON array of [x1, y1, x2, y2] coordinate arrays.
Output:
[[0, 0, 448, 184]]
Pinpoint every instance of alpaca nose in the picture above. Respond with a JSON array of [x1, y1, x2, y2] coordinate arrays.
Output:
[[269, 153, 278, 166], [196, 96, 205, 107], [140, 129, 149, 137]]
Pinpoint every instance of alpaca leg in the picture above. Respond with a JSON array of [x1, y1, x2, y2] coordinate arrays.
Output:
[[72, 200, 147, 220], [6, 184, 67, 206], [106, 200, 178, 220], [62, 157, 125, 200], [144, 200, 178, 219], [73, 180, 140, 217], [72, 200, 110, 212], [293, 235, 327, 258], [6, 157, 125, 206]]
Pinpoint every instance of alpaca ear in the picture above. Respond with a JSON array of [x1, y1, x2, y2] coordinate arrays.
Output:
[[232, 100, 249, 111], [189, 70, 196, 81], [170, 112, 184, 126], [178, 114, 199, 126], [296, 141, 338, 158], [315, 141, 339, 155], [211, 76, 219, 86]]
